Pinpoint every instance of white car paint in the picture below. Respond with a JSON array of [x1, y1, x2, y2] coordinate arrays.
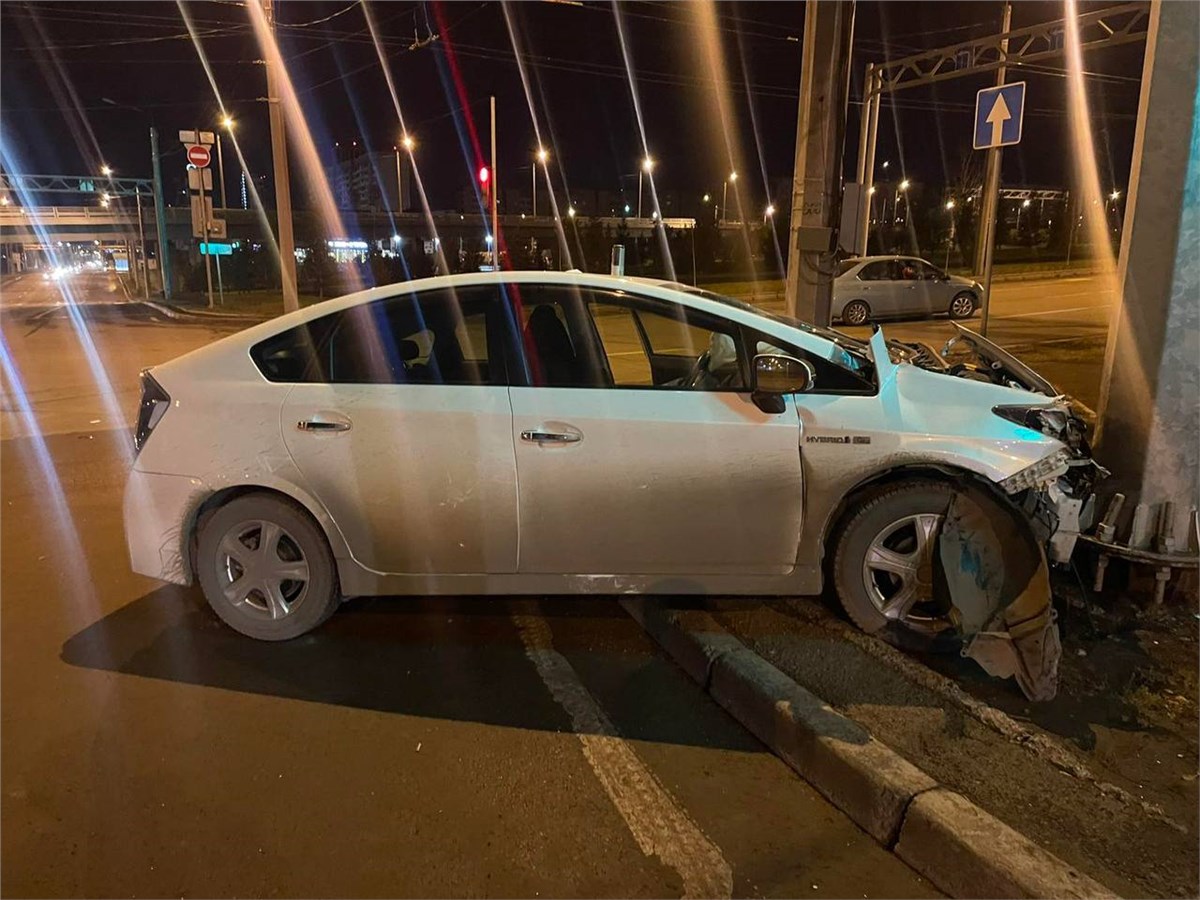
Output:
[[124, 270, 1069, 598]]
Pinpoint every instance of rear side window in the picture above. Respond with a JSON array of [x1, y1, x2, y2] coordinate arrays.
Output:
[[250, 286, 515, 385]]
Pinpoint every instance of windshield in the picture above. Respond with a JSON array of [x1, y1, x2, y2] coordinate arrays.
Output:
[[661, 283, 874, 374]]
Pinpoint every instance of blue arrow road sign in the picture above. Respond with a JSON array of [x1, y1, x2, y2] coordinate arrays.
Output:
[[199, 242, 233, 256], [974, 82, 1026, 150]]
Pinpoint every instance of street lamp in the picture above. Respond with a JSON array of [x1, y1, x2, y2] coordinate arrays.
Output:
[[721, 170, 738, 224], [100, 164, 113, 177], [533, 147, 548, 216], [638, 156, 654, 218], [1015, 197, 1032, 236], [896, 178, 911, 223], [1109, 189, 1120, 201], [944, 200, 957, 267], [216, 116, 234, 210], [567, 205, 576, 218], [394, 134, 414, 216], [764, 203, 775, 222]]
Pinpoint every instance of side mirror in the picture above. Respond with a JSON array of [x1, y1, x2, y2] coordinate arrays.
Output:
[[752, 354, 814, 413]]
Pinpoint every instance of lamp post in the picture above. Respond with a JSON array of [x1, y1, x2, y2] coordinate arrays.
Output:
[[534, 147, 548, 216], [944, 199, 956, 268], [638, 157, 654, 219], [1015, 197, 1031, 240], [398, 133, 414, 214], [895, 178, 910, 223], [217, 115, 233, 210], [764, 203, 775, 224], [721, 171, 737, 224]]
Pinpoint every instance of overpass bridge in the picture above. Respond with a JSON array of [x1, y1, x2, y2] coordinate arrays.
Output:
[[0, 205, 695, 249]]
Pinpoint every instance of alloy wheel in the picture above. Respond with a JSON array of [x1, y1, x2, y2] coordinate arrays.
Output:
[[951, 294, 975, 318], [843, 302, 869, 325], [860, 512, 952, 633]]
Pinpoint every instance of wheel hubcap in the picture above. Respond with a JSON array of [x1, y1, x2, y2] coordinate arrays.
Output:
[[861, 513, 950, 632], [846, 304, 867, 324], [215, 519, 309, 620], [952, 296, 973, 316]]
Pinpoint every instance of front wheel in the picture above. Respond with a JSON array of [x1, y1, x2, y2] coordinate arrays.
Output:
[[832, 480, 960, 652], [948, 292, 977, 319], [196, 493, 340, 641]]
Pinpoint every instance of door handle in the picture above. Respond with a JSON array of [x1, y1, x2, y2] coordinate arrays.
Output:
[[297, 418, 351, 433], [521, 429, 581, 444]]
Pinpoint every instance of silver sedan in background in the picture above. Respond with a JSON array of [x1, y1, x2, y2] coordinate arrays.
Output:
[[833, 255, 983, 325]]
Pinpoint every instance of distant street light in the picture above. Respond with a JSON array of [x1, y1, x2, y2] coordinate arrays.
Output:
[[533, 147, 548, 216], [1016, 197, 1032, 234], [895, 179, 911, 224], [945, 199, 956, 210], [638, 156, 654, 218], [881, 160, 890, 170], [1110, 189, 1120, 201], [401, 134, 415, 151], [216, 118, 234, 210], [764, 203, 776, 220], [703, 193, 711, 203], [721, 171, 738, 224], [567, 205, 576, 218], [100, 165, 113, 177], [624, 204, 631, 215]]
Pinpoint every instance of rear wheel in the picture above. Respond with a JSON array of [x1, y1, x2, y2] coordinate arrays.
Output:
[[832, 480, 960, 652], [841, 300, 871, 326], [196, 493, 340, 641], [949, 291, 977, 319]]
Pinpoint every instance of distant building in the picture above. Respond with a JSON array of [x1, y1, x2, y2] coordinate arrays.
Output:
[[327, 144, 412, 212]]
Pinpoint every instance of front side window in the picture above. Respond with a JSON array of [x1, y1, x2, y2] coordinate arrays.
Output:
[[250, 285, 512, 385], [510, 284, 745, 390]]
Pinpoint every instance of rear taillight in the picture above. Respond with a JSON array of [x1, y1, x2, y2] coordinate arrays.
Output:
[[134, 370, 170, 453]]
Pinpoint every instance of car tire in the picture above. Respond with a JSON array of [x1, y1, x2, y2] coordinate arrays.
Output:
[[948, 292, 977, 319], [196, 492, 340, 641], [831, 480, 961, 653], [841, 300, 871, 326]]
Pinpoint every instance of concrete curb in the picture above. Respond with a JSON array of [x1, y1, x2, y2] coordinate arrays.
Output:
[[144, 300, 266, 323], [619, 596, 1118, 899]]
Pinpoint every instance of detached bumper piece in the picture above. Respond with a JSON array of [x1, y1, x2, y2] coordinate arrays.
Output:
[[938, 484, 1062, 701]]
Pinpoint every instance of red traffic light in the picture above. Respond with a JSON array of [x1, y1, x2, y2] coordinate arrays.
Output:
[[478, 166, 490, 185]]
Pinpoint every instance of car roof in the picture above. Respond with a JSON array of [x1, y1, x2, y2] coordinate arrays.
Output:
[[842, 255, 930, 264]]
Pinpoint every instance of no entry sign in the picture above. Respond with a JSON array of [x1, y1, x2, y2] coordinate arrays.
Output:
[[187, 144, 211, 168]]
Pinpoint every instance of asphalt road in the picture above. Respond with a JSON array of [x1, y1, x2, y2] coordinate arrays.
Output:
[[2, 273, 940, 896]]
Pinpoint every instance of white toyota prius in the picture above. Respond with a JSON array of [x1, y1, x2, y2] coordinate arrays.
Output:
[[125, 270, 1101, 659]]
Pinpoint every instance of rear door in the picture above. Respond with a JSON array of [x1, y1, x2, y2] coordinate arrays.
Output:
[[506, 283, 804, 576], [265, 285, 520, 575]]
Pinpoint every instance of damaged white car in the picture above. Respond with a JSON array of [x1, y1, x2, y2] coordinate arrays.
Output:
[[124, 271, 1103, 698]]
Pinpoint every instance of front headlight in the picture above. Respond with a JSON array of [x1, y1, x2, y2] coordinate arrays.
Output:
[[994, 404, 1086, 450], [997, 449, 1071, 495]]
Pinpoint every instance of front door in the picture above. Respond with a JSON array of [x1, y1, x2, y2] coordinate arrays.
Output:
[[506, 284, 804, 576], [276, 285, 520, 575]]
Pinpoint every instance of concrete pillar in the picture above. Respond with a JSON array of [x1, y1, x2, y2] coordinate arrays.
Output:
[[1094, 0, 1199, 541], [784, 0, 855, 324]]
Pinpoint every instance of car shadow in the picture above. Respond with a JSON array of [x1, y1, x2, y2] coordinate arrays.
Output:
[[60, 586, 762, 753]]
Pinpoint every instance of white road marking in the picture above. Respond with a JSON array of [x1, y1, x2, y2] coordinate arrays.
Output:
[[994, 304, 1111, 319], [513, 609, 733, 899]]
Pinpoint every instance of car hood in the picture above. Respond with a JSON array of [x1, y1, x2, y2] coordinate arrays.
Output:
[[870, 325, 1096, 453]]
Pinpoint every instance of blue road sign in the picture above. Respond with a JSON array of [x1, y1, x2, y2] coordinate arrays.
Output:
[[974, 82, 1026, 150], [199, 242, 233, 256]]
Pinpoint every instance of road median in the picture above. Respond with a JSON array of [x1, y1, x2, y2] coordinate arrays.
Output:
[[620, 596, 1119, 899]]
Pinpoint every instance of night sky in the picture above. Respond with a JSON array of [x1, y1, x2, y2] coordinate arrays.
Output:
[[1, 0, 1146, 212]]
